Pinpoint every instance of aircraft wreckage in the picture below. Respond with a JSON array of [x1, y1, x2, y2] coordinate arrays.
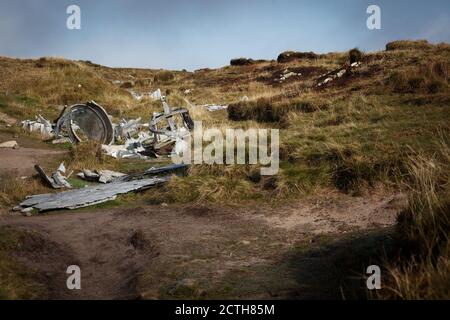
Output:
[[17, 97, 194, 214], [22, 96, 194, 158]]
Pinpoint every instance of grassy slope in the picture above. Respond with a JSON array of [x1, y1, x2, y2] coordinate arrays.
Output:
[[0, 43, 449, 202], [0, 226, 49, 299], [0, 40, 449, 299]]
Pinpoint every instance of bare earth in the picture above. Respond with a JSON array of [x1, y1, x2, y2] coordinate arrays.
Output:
[[0, 190, 404, 299], [0, 148, 67, 176]]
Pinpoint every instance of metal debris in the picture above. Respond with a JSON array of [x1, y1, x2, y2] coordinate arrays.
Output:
[[102, 131, 153, 159], [203, 104, 228, 112], [54, 101, 114, 145], [129, 90, 144, 101], [52, 137, 71, 144], [21, 97, 193, 159], [77, 169, 100, 182], [149, 97, 194, 156], [150, 88, 162, 100], [21, 115, 53, 138], [18, 176, 168, 212], [114, 117, 146, 141], [78, 169, 126, 184], [119, 163, 189, 181], [35, 163, 72, 189]]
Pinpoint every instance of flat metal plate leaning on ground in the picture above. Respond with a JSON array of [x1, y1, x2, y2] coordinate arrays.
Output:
[[20, 177, 168, 212]]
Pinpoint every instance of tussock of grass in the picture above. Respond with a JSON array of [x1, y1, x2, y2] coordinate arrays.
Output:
[[277, 51, 319, 63], [154, 70, 175, 84], [349, 48, 363, 64], [68, 141, 108, 171], [230, 58, 255, 66], [228, 97, 325, 123], [0, 174, 49, 207], [387, 60, 449, 94], [386, 40, 433, 51], [381, 138, 450, 299]]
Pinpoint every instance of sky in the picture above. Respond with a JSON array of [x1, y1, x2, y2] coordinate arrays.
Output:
[[0, 0, 449, 70]]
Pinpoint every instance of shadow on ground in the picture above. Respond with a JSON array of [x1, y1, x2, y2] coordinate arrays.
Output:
[[199, 229, 397, 300]]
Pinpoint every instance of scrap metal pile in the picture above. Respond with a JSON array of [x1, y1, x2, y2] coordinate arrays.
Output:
[[16, 97, 194, 214], [22, 96, 194, 159], [16, 163, 188, 213]]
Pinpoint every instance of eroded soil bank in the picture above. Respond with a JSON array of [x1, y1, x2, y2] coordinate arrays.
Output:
[[0, 191, 404, 299]]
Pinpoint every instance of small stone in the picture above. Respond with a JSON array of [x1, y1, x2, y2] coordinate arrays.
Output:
[[21, 207, 34, 216], [0, 140, 18, 148]]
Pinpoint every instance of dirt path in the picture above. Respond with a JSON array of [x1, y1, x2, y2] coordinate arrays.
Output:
[[0, 148, 67, 176], [0, 190, 404, 299], [0, 130, 67, 176]]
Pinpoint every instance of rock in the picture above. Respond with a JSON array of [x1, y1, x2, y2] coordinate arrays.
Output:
[[0, 140, 19, 149]]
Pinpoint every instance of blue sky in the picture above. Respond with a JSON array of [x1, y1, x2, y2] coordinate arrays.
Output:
[[0, 0, 449, 70]]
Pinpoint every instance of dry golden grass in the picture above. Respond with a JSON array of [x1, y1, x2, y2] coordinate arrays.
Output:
[[381, 137, 450, 299], [0, 174, 50, 207], [386, 40, 433, 51]]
